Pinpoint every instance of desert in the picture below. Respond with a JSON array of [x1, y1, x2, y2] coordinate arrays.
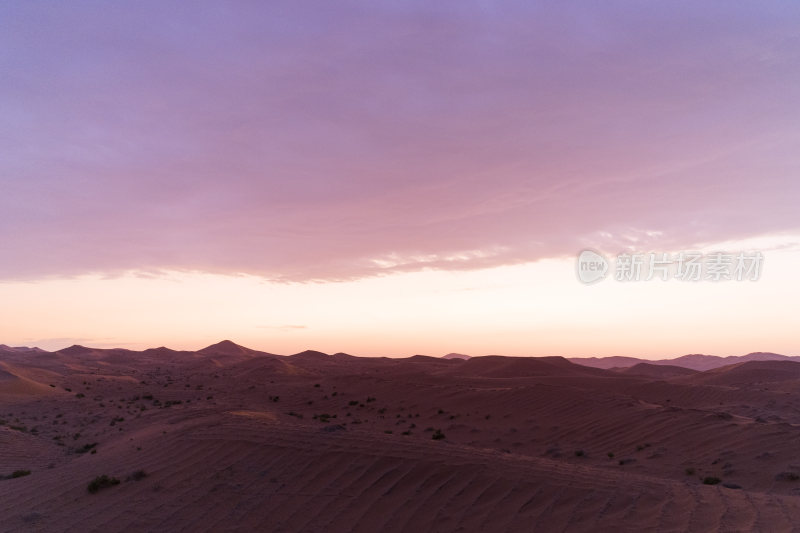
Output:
[[3, 2, 799, 531], [2, 341, 800, 531]]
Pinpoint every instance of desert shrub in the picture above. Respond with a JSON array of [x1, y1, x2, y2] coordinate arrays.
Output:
[[432, 429, 446, 440], [75, 393, 85, 398], [685, 467, 696, 476], [776, 472, 800, 481], [607, 452, 614, 458], [574, 450, 585, 457], [87, 475, 120, 494], [77, 443, 98, 454], [126, 470, 147, 482], [703, 476, 721, 485], [11, 470, 31, 478], [348, 400, 359, 406]]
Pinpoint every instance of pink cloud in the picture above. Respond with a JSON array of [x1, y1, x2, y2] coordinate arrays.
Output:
[[1, 2, 798, 281]]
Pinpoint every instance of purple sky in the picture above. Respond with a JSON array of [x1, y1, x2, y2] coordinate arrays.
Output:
[[2, 1, 799, 282]]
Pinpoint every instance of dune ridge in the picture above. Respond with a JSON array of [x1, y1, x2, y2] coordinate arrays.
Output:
[[1, 341, 800, 532]]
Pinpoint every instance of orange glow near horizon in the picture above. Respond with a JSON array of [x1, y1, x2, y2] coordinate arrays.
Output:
[[3, 235, 798, 359]]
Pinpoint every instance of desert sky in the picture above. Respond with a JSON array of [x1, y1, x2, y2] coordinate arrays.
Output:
[[1, 2, 798, 357]]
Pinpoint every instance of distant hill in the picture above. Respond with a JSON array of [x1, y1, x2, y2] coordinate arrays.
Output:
[[571, 352, 798, 372], [679, 360, 800, 387], [290, 349, 331, 359], [0, 344, 46, 354], [1, 341, 794, 375], [568, 356, 646, 369], [56, 344, 99, 356], [617, 362, 698, 379], [442, 353, 471, 360], [197, 340, 273, 358], [668, 352, 796, 371], [451, 355, 610, 378]]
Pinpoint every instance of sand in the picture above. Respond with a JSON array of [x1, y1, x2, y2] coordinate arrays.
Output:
[[1, 342, 800, 532]]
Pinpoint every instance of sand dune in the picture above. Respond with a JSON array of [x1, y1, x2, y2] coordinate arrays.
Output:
[[678, 360, 800, 387], [616, 362, 699, 379], [198, 340, 276, 358], [451, 355, 608, 378], [442, 353, 471, 360], [1, 342, 800, 532], [0, 365, 57, 396]]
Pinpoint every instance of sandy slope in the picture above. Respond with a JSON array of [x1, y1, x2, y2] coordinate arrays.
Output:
[[1, 344, 800, 532]]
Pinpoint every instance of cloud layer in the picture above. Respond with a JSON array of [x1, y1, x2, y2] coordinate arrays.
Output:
[[2, 1, 799, 281]]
